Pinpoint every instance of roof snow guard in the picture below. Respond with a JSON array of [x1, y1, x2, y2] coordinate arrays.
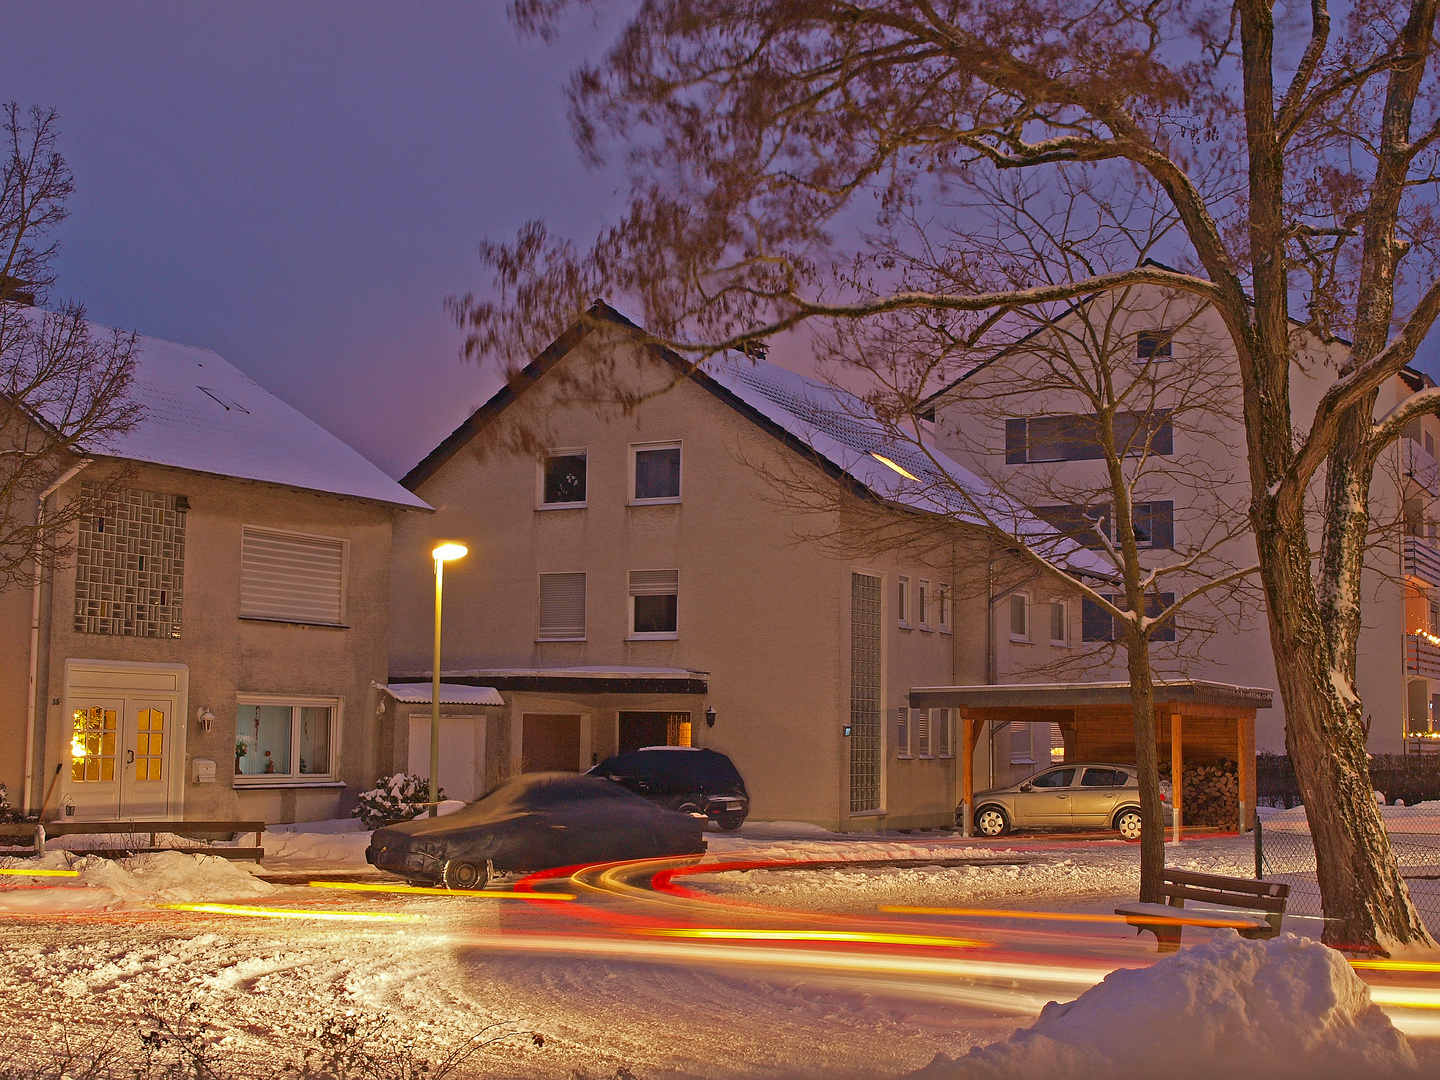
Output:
[[22, 309, 428, 510]]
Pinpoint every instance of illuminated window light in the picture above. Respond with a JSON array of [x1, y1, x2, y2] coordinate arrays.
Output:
[[872, 453, 918, 481]]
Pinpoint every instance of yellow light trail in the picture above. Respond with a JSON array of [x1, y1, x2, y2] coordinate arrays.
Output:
[[164, 902, 423, 923], [0, 867, 79, 878], [1351, 959, 1440, 973], [637, 927, 990, 949], [306, 881, 575, 900], [880, 905, 1261, 929]]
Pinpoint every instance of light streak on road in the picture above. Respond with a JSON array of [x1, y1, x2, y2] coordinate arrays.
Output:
[[1352, 959, 1440, 973], [164, 902, 424, 923], [880, 905, 1264, 929], [0, 867, 79, 877], [305, 881, 576, 900], [637, 927, 991, 949]]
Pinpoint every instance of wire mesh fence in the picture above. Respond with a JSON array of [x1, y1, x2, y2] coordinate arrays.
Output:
[[1256, 807, 1440, 932]]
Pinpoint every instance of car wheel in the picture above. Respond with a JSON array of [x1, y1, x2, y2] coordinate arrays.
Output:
[[716, 810, 747, 831], [440, 858, 489, 891], [974, 806, 1009, 837], [1114, 808, 1143, 841], [670, 794, 705, 815]]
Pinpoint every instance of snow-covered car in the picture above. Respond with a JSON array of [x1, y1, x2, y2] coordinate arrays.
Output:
[[365, 771, 708, 890], [967, 763, 1173, 839], [589, 747, 750, 830]]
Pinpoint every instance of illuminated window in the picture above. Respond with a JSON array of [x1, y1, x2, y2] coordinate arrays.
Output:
[[70, 706, 117, 783], [235, 698, 335, 782]]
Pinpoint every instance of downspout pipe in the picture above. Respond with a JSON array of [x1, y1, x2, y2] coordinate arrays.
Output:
[[23, 460, 91, 811]]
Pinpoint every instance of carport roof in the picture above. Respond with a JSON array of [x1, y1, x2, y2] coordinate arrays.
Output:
[[909, 679, 1273, 713]]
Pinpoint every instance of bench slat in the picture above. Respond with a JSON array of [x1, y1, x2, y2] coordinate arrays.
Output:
[[41, 821, 265, 835], [1162, 868, 1289, 897], [1159, 883, 1288, 912], [1115, 902, 1271, 928]]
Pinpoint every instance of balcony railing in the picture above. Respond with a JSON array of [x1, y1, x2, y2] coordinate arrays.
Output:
[[1402, 437, 1440, 497], [1404, 537, 1440, 587], [1406, 633, 1440, 679]]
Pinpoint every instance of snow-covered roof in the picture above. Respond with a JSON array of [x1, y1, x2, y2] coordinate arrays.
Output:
[[394, 666, 709, 681], [381, 683, 505, 707], [26, 310, 429, 510], [910, 680, 1274, 711], [707, 356, 1113, 578]]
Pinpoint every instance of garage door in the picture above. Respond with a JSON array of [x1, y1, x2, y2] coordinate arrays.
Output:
[[522, 714, 582, 772]]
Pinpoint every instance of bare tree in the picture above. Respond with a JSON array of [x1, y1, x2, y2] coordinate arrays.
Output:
[[461, 2, 1440, 951], [0, 104, 139, 590]]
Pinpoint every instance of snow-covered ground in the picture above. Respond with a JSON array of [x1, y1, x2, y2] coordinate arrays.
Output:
[[0, 817, 1435, 1077]]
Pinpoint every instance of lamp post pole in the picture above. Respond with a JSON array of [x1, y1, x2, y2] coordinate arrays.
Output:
[[429, 543, 467, 818]]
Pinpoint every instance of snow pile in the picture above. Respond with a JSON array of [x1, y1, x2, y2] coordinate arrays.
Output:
[[914, 933, 1416, 1080], [262, 820, 372, 867], [0, 850, 272, 911]]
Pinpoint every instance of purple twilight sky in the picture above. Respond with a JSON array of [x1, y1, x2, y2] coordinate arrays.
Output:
[[4, 3, 1440, 480]]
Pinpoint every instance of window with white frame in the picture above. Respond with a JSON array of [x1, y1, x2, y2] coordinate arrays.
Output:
[[234, 697, 336, 782], [1050, 599, 1070, 646], [935, 708, 953, 758], [918, 580, 932, 629], [897, 576, 911, 626], [541, 449, 587, 506], [1009, 593, 1030, 641], [538, 572, 586, 640], [240, 526, 346, 626], [896, 707, 911, 758], [915, 707, 932, 757], [938, 584, 952, 633], [629, 569, 679, 637], [632, 442, 682, 502]]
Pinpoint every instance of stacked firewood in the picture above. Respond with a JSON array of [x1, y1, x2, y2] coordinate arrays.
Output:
[[1159, 758, 1239, 827]]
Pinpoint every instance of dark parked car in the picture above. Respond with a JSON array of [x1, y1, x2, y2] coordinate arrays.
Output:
[[365, 771, 707, 890], [589, 747, 750, 830]]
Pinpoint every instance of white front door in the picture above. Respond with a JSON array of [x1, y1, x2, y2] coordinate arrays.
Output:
[[66, 695, 177, 820], [408, 715, 485, 803]]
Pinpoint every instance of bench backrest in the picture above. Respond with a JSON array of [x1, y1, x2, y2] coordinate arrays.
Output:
[[1159, 867, 1289, 913]]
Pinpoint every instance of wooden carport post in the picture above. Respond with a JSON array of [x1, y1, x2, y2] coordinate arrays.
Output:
[[1170, 712, 1183, 843], [1237, 714, 1256, 831], [960, 714, 976, 836]]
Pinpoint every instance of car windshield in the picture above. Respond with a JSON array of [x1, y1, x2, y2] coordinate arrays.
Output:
[[592, 749, 747, 793]]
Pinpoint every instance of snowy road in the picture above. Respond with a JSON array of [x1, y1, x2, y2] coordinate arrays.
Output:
[[1, 826, 1437, 1077]]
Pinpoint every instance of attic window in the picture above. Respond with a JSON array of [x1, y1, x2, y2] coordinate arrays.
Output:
[[1136, 331, 1173, 361], [199, 387, 250, 413]]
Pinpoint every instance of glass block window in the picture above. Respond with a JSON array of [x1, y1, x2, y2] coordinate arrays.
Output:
[[850, 572, 882, 813], [73, 485, 186, 637]]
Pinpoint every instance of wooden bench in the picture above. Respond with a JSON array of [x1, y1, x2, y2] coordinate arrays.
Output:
[[0, 820, 265, 862], [1115, 867, 1289, 951]]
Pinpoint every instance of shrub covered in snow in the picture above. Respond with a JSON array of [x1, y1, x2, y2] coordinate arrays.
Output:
[[912, 932, 1416, 1080], [353, 773, 442, 830], [0, 781, 15, 823]]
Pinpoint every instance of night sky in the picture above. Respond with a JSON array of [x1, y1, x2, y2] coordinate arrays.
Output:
[[4, 3, 1439, 479]]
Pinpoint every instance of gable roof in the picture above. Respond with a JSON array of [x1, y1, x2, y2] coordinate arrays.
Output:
[[22, 310, 429, 510], [403, 302, 1110, 578]]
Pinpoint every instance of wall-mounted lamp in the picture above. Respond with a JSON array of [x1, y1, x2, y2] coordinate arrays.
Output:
[[197, 707, 215, 732], [705, 706, 716, 728]]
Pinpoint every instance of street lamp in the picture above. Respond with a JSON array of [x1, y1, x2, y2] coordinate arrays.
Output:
[[429, 542, 468, 817]]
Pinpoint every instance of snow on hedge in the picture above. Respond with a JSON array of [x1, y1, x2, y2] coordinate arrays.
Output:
[[0, 850, 272, 911], [913, 933, 1416, 1080]]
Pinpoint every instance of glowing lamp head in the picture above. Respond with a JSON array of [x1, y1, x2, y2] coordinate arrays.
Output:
[[431, 542, 468, 563]]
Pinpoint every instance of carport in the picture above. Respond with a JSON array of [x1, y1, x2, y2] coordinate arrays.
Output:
[[908, 680, 1272, 838]]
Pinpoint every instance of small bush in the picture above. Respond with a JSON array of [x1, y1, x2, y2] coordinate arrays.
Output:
[[352, 773, 443, 830]]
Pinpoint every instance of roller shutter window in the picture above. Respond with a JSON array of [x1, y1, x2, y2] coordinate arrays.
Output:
[[896, 707, 911, 758], [915, 708, 932, 758], [240, 527, 345, 626], [538, 573, 587, 640], [629, 569, 679, 635]]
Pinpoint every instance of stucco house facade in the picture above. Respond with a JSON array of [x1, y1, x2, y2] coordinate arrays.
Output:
[[924, 285, 1439, 757], [0, 320, 429, 824], [388, 304, 1089, 830]]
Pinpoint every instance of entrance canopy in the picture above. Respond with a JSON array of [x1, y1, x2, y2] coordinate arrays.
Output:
[[910, 680, 1272, 835]]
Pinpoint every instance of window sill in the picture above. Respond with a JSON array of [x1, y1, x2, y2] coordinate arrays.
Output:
[[939, 627, 953, 635], [1051, 640, 1072, 648], [918, 625, 933, 633], [937, 754, 954, 760], [917, 754, 934, 760], [897, 753, 913, 760], [629, 498, 682, 507], [1009, 635, 1033, 644], [628, 633, 679, 641], [537, 502, 587, 511], [240, 616, 349, 629], [234, 780, 345, 790], [849, 809, 887, 818]]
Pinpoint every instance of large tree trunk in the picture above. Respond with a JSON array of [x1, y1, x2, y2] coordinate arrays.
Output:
[[1124, 638, 1166, 904], [1255, 502, 1433, 951]]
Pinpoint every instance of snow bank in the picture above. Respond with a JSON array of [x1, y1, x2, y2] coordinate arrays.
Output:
[[0, 850, 273, 911], [913, 933, 1416, 1080]]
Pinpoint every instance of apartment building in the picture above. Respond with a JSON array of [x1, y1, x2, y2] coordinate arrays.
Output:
[[387, 303, 1090, 829], [925, 285, 1438, 756]]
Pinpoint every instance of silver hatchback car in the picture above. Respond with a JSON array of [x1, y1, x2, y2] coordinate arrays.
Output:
[[968, 763, 1168, 839]]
